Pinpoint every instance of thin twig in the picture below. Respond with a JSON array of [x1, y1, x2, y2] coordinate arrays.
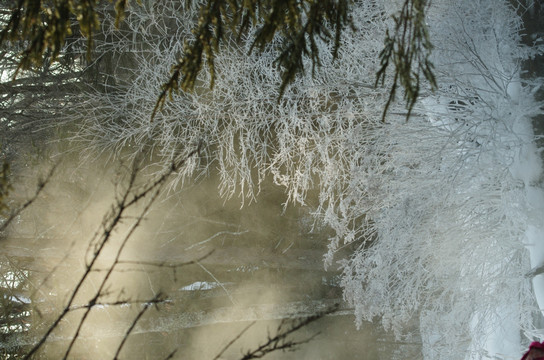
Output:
[[213, 321, 256, 360], [68, 297, 168, 311], [0, 163, 57, 233], [239, 303, 339, 360], [23, 147, 200, 360], [116, 250, 215, 268], [196, 261, 237, 305], [63, 161, 171, 359], [113, 293, 164, 360], [163, 349, 178, 360], [185, 230, 249, 250]]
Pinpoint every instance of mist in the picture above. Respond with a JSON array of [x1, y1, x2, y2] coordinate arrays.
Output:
[[0, 148, 420, 358]]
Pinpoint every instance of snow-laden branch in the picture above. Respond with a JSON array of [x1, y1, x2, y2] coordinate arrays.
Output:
[[66, 0, 544, 358]]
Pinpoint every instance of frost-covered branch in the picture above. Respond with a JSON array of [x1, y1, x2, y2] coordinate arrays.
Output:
[[66, 0, 544, 358]]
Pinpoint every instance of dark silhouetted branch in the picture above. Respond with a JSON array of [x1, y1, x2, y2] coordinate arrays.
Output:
[[113, 292, 165, 360], [239, 303, 340, 360], [0, 163, 57, 233]]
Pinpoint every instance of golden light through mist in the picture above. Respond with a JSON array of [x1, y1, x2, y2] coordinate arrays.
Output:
[[0, 153, 421, 359]]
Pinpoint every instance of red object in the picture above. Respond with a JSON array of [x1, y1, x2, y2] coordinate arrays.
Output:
[[521, 341, 544, 360]]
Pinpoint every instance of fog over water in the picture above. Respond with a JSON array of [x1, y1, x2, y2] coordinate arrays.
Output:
[[0, 150, 421, 359]]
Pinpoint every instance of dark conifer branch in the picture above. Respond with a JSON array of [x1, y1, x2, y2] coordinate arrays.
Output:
[[375, 0, 436, 121]]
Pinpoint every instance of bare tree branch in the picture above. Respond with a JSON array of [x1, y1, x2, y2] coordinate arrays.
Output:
[[23, 145, 200, 360], [239, 303, 339, 360], [213, 321, 255, 360], [113, 292, 164, 360], [0, 163, 57, 233]]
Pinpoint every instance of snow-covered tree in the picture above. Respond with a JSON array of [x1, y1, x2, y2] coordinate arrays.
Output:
[[70, 0, 544, 358]]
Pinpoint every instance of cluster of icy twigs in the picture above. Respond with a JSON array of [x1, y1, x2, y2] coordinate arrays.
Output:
[[70, 0, 544, 358]]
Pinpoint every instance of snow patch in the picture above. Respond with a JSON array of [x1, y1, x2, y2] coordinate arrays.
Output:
[[179, 281, 231, 291]]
